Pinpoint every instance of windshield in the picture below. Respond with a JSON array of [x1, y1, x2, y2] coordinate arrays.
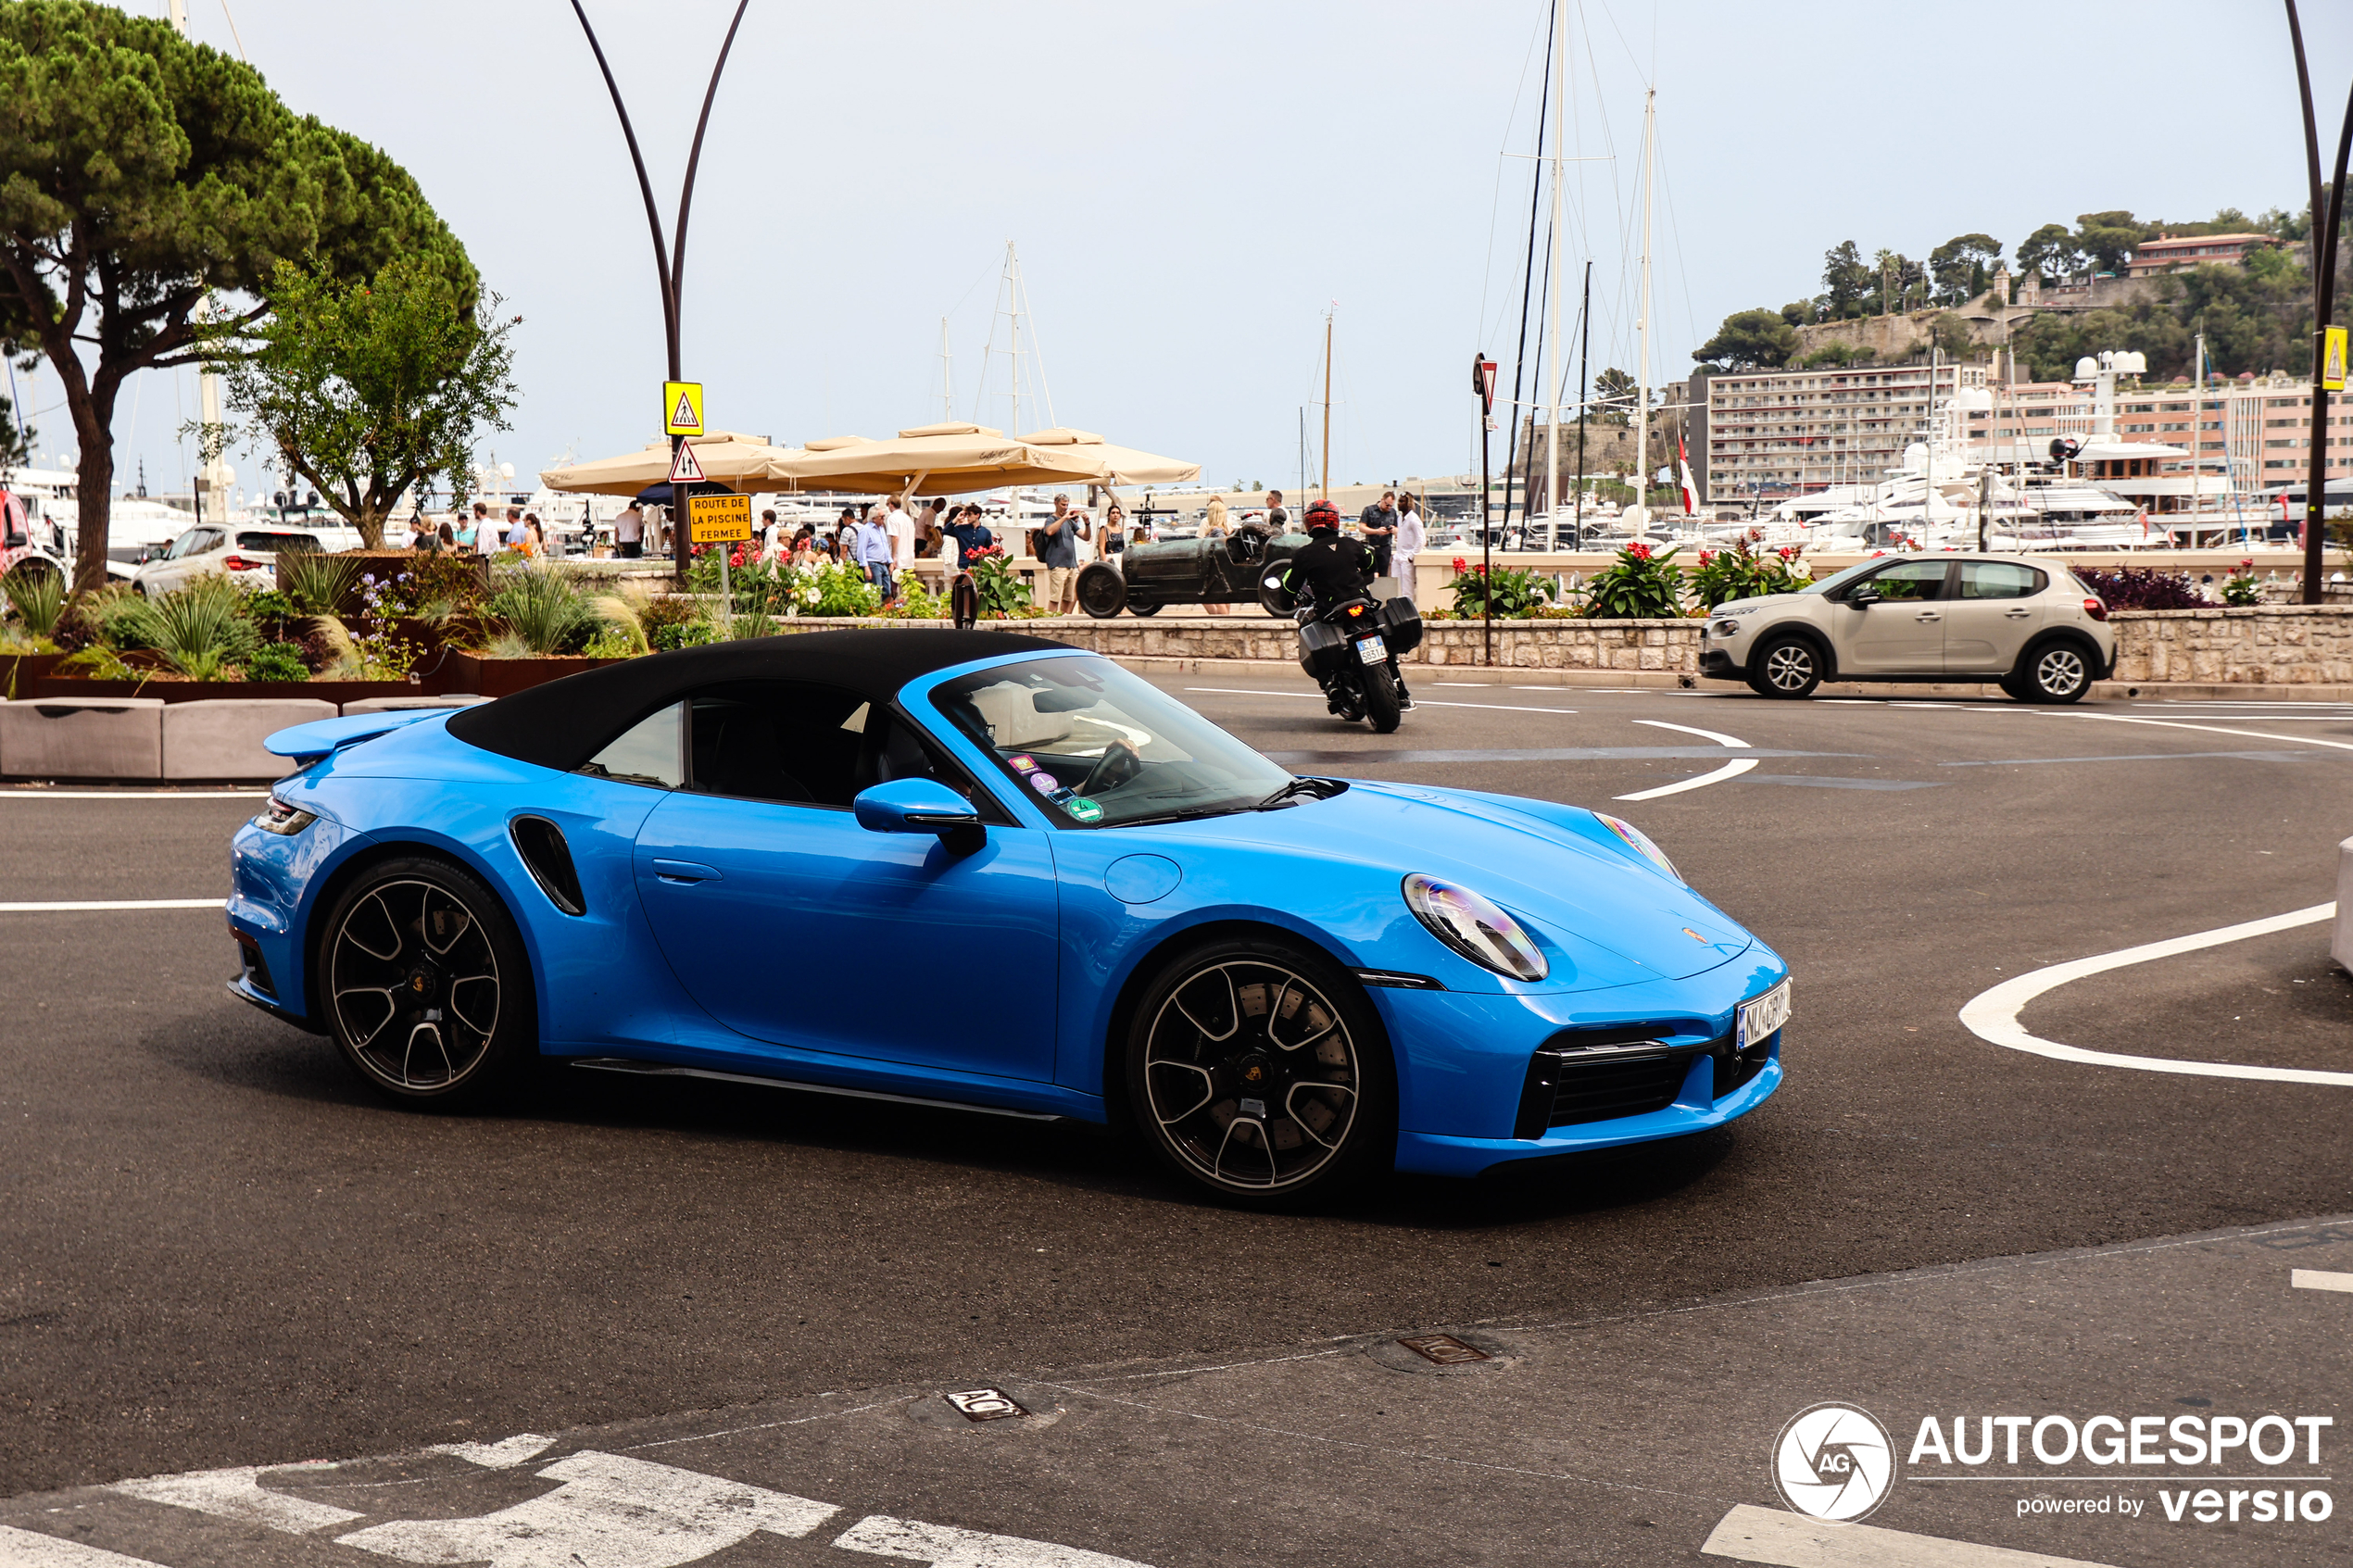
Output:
[[932, 656, 1291, 827], [1799, 559, 1883, 596]]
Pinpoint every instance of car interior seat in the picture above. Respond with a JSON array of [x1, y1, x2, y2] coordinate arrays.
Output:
[[704, 709, 812, 803]]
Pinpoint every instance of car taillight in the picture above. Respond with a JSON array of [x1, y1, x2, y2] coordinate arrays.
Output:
[[2082, 596, 2108, 621], [223, 555, 257, 571]]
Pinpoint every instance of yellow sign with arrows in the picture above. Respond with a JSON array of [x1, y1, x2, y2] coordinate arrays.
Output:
[[663, 380, 705, 437]]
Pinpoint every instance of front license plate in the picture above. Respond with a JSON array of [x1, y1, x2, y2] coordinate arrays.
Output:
[[1356, 634, 1389, 663], [1737, 980, 1791, 1049]]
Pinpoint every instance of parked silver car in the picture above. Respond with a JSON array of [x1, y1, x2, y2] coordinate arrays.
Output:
[[1698, 553, 2118, 703], [132, 523, 335, 597]]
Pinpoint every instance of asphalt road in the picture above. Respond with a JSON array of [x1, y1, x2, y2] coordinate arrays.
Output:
[[2, 681, 2349, 1566]]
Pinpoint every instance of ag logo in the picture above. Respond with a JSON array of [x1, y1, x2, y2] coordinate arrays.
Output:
[[1773, 1402, 1895, 1522]]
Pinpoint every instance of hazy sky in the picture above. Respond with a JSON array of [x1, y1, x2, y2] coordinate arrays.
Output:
[[44, 0, 2353, 504]]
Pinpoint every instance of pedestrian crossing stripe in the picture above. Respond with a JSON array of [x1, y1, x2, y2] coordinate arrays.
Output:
[[663, 380, 704, 437]]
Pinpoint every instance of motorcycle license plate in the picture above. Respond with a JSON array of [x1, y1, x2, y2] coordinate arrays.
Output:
[[1355, 634, 1389, 664], [1737, 980, 1791, 1049]]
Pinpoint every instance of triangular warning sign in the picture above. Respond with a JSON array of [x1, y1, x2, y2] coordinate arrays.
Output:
[[667, 442, 705, 483], [671, 391, 698, 431]]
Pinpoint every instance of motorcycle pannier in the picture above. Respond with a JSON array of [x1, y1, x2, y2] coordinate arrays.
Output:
[[1297, 618, 1347, 678], [1378, 596, 1424, 654]]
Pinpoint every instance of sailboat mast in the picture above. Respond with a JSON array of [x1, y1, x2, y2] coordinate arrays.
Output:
[[1543, 0, 1567, 547], [940, 318, 953, 422], [1006, 244, 1022, 438], [1321, 309, 1332, 500], [1634, 88, 1655, 522]]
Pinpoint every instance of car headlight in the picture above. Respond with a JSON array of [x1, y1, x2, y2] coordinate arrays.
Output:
[[1594, 812, 1680, 882], [1402, 873, 1548, 982], [254, 797, 316, 835], [1714, 619, 1742, 637]]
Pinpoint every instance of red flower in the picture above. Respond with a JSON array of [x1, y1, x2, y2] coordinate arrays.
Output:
[[1777, 546, 1798, 560], [1627, 541, 1653, 560], [1697, 549, 1715, 565], [1452, 556, 1467, 572]]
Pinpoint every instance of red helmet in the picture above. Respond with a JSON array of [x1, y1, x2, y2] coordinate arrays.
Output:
[[1303, 499, 1341, 531]]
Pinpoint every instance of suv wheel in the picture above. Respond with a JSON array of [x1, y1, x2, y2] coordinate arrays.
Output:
[[1747, 635, 1822, 699], [2017, 641, 2092, 704]]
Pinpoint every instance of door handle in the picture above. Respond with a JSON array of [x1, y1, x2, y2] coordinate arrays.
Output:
[[1914, 611, 1941, 622], [2003, 608, 2032, 618], [651, 859, 722, 884]]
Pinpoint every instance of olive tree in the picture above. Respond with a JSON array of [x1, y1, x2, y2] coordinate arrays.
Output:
[[0, 1, 472, 590]]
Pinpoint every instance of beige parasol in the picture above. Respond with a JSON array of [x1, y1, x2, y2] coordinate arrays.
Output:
[[1017, 427, 1202, 486], [539, 431, 799, 496], [760, 422, 1108, 496]]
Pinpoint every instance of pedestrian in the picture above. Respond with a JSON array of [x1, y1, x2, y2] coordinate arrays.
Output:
[[1101, 503, 1126, 557], [1265, 488, 1289, 533], [759, 508, 782, 565], [614, 501, 644, 558], [521, 515, 547, 562], [1204, 493, 1228, 536], [1038, 492, 1079, 614], [937, 509, 962, 572], [436, 521, 456, 552], [1358, 489, 1399, 578], [409, 516, 436, 551], [503, 506, 528, 553], [855, 504, 896, 600], [832, 507, 859, 563], [1394, 493, 1426, 595]]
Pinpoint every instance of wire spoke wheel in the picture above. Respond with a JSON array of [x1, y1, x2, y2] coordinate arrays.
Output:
[[330, 878, 502, 1093], [1141, 958, 1360, 1192]]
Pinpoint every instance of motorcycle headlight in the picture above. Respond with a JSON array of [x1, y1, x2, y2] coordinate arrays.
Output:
[[1594, 812, 1680, 882], [1402, 873, 1548, 983]]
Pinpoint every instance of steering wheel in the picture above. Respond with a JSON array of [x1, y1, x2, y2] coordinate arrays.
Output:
[[1077, 739, 1144, 797]]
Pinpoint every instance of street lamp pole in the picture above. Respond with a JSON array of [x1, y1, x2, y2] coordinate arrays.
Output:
[[2284, 0, 2351, 604], [567, 0, 751, 583]]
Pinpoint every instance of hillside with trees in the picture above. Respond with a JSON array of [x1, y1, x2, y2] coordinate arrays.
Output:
[[1691, 202, 2350, 383]]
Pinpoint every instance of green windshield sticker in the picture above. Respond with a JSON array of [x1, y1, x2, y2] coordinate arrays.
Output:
[[1065, 797, 1104, 823]]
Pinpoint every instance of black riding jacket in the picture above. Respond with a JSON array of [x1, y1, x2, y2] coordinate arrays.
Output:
[[1281, 532, 1378, 613]]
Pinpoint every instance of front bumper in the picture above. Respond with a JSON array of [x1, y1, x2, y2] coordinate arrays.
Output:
[[1699, 646, 1742, 679]]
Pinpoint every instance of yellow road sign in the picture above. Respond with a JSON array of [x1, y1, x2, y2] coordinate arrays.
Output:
[[663, 381, 705, 437], [686, 491, 751, 545], [2324, 327, 2347, 393]]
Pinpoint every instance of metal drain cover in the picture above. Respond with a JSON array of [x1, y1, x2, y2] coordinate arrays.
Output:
[[1397, 1333, 1491, 1366], [941, 1387, 1028, 1422]]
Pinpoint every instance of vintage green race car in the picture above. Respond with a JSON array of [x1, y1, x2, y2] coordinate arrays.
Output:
[[1076, 529, 1308, 618]]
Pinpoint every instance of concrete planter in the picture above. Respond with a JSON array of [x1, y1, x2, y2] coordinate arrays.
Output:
[[341, 696, 490, 715], [162, 697, 338, 780], [441, 651, 630, 698], [0, 696, 164, 780], [30, 676, 429, 707], [1, 651, 65, 696]]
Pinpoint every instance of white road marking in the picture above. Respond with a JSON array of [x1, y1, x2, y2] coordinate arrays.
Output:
[[335, 1450, 838, 1568], [1179, 685, 1577, 715], [2293, 1269, 2353, 1293], [431, 1433, 557, 1468], [1957, 903, 2349, 1085], [107, 1464, 363, 1533], [0, 899, 222, 913], [0, 791, 265, 800], [1179, 686, 1316, 698], [1702, 1503, 2117, 1566], [834, 1514, 1152, 1567], [1615, 720, 1757, 801], [0, 1528, 174, 1567], [2032, 709, 2353, 753]]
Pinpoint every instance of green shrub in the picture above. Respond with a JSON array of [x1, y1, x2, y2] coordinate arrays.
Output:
[[486, 569, 590, 655], [3, 565, 66, 637], [279, 551, 360, 615], [244, 642, 311, 683], [1446, 560, 1551, 618], [135, 576, 261, 681], [1581, 542, 1689, 619]]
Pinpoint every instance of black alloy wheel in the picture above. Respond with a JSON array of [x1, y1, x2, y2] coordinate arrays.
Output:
[[321, 857, 532, 1108], [1748, 635, 1822, 698], [1076, 562, 1127, 620], [2020, 641, 2092, 703], [1126, 937, 1394, 1202]]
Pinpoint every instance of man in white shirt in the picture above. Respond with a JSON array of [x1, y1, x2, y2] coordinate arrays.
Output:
[[1394, 493, 1428, 595], [885, 495, 916, 585], [614, 503, 645, 558], [759, 508, 782, 564]]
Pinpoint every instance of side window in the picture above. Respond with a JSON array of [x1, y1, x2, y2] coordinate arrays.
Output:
[[687, 682, 872, 807], [580, 702, 684, 788], [1863, 560, 1949, 601], [1957, 561, 2045, 599]]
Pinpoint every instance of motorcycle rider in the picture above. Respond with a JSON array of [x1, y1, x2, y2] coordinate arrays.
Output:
[[1280, 499, 1413, 710]]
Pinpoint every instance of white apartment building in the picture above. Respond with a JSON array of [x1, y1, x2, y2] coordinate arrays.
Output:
[[1704, 363, 1984, 503]]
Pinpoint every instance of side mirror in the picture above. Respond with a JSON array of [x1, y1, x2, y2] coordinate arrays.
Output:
[[1847, 587, 1881, 608], [853, 777, 981, 837]]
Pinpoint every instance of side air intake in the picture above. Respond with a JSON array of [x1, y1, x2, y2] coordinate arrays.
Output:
[[510, 816, 586, 916]]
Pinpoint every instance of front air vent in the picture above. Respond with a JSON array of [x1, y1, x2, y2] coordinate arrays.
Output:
[[510, 816, 586, 916]]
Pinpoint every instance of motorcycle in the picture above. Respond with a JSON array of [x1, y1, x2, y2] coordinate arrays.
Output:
[[1266, 575, 1423, 734]]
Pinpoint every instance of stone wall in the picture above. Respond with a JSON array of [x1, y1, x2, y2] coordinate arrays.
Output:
[[2110, 606, 2353, 685]]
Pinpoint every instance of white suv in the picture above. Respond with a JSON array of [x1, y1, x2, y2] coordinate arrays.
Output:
[[1698, 553, 2118, 703], [132, 524, 337, 597]]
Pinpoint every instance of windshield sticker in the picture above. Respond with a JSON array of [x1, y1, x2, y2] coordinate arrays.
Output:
[[1028, 771, 1062, 795], [1065, 797, 1104, 823], [1007, 754, 1038, 772]]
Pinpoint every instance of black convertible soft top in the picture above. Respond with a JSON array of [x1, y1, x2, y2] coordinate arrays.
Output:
[[445, 627, 1070, 772]]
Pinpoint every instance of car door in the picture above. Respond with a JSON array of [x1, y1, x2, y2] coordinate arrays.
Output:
[[628, 681, 1062, 1082], [1942, 560, 2048, 674], [1832, 558, 1951, 674]]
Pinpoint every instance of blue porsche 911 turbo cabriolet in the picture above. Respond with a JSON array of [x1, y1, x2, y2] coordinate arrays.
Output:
[[226, 629, 1787, 1201]]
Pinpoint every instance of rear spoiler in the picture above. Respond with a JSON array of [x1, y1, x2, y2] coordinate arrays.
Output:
[[263, 709, 457, 765]]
